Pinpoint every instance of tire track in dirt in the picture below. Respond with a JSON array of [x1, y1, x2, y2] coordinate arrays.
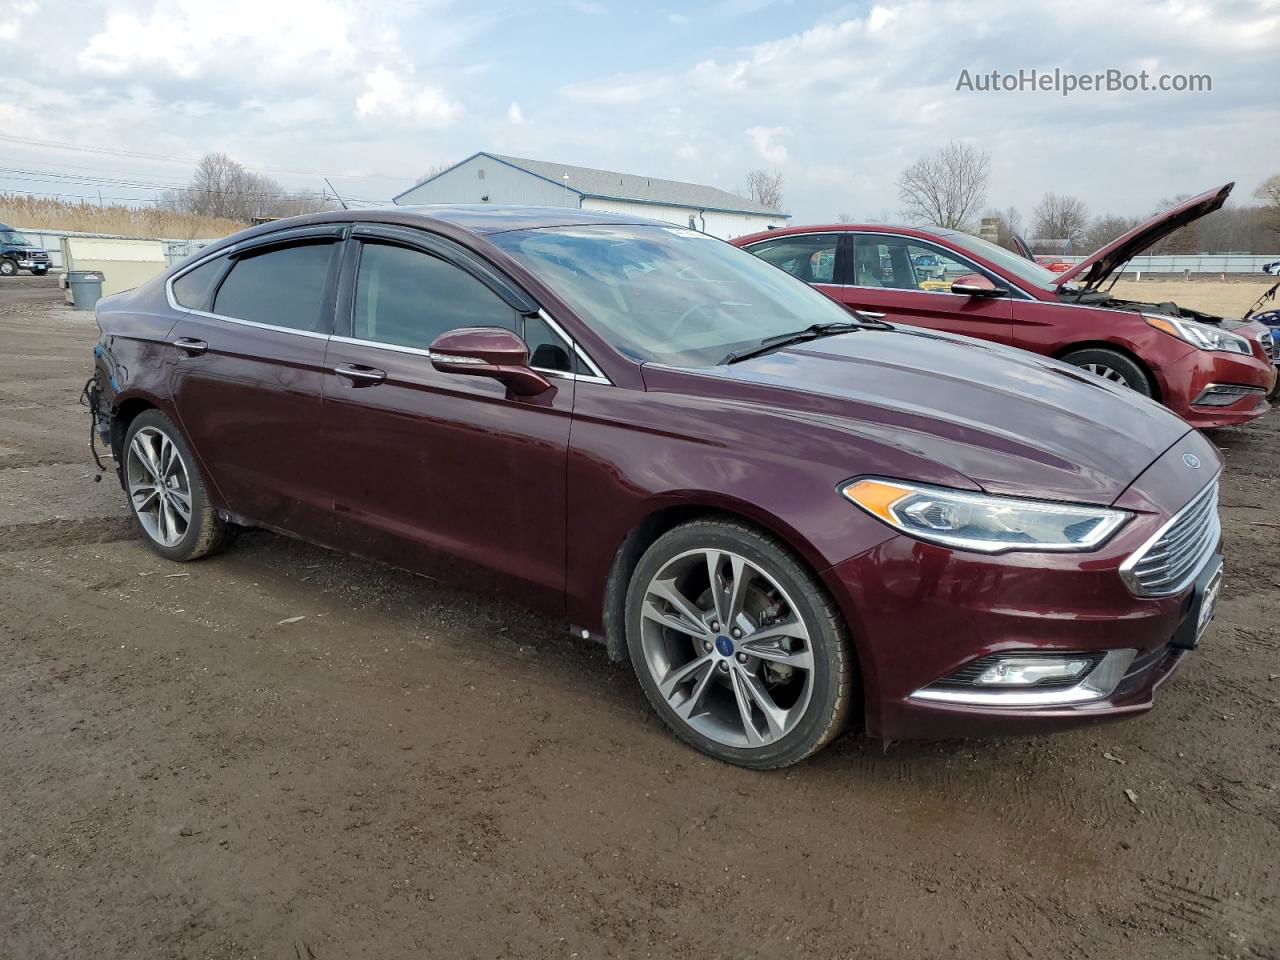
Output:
[[0, 517, 136, 553]]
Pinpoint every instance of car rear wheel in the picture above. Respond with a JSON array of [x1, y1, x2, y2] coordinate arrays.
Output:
[[1061, 347, 1154, 397], [625, 519, 853, 769], [122, 410, 236, 561]]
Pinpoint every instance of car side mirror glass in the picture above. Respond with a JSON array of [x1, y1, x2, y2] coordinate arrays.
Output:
[[951, 273, 1006, 298], [429, 327, 552, 397]]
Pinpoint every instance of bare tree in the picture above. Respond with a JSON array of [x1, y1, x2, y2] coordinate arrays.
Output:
[[743, 169, 784, 210], [1031, 193, 1089, 248], [836, 212, 856, 223], [1083, 214, 1139, 253], [1254, 175, 1280, 234], [896, 141, 989, 230], [162, 152, 338, 222], [419, 161, 452, 182]]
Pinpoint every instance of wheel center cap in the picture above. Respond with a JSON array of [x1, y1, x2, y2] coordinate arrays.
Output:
[[714, 635, 734, 657]]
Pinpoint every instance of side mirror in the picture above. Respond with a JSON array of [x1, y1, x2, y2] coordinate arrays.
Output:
[[950, 273, 1006, 298], [429, 327, 552, 397]]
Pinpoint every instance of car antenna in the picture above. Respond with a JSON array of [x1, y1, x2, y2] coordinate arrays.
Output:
[[324, 178, 350, 211]]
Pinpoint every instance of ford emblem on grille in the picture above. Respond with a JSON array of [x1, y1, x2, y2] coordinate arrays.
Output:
[[1183, 453, 1201, 469]]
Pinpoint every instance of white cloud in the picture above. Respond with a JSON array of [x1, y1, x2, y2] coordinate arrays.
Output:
[[355, 67, 464, 127], [78, 0, 358, 79], [747, 125, 788, 164], [507, 101, 527, 124], [568, 0, 607, 12], [668, 12, 689, 24]]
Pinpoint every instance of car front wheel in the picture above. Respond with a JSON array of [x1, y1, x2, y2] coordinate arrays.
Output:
[[626, 519, 853, 769], [122, 410, 236, 561], [1061, 347, 1154, 396], [0, 260, 16, 277]]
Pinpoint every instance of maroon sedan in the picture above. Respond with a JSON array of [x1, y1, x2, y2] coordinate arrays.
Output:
[[89, 207, 1223, 768], [734, 184, 1278, 428]]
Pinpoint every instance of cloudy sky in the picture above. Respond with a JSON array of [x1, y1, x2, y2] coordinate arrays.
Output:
[[1, 0, 1277, 223]]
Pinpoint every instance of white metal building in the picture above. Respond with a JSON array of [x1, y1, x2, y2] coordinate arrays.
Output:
[[392, 152, 789, 239]]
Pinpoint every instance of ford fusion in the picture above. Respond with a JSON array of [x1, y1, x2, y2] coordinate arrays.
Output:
[[88, 207, 1224, 769]]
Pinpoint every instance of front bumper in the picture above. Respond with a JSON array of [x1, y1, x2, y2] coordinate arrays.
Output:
[[821, 431, 1221, 741], [1160, 340, 1277, 428]]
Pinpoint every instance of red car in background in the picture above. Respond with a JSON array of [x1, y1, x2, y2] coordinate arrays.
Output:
[[734, 183, 1278, 428]]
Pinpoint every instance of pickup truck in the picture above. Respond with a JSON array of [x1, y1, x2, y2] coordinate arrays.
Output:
[[0, 224, 52, 276]]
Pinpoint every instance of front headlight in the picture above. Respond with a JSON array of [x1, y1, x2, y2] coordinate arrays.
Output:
[[840, 478, 1130, 553], [1144, 314, 1251, 355]]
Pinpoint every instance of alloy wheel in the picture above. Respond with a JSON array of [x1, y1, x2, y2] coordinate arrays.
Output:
[[638, 548, 815, 748], [1081, 362, 1130, 387], [125, 426, 193, 548]]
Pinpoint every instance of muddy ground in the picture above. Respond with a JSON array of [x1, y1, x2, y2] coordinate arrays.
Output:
[[0, 276, 1277, 960]]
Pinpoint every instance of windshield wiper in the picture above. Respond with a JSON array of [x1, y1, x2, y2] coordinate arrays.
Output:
[[722, 320, 874, 365]]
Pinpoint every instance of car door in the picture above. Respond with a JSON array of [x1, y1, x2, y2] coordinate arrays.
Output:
[[838, 234, 1015, 344], [320, 224, 579, 615], [167, 225, 345, 535], [740, 232, 844, 305]]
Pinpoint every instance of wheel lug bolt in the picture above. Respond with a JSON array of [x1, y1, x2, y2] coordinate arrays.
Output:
[[731, 628, 742, 639], [709, 621, 719, 632], [717, 661, 729, 673], [736, 653, 748, 663], [703, 640, 712, 652]]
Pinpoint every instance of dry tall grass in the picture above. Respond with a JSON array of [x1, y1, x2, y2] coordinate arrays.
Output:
[[0, 194, 245, 240]]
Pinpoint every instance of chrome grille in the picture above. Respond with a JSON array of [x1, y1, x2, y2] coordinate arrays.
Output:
[[1121, 480, 1220, 597], [1260, 329, 1278, 363]]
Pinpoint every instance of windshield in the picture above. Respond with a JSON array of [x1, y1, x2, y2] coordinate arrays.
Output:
[[943, 231, 1067, 293], [489, 224, 856, 367], [0, 230, 32, 246]]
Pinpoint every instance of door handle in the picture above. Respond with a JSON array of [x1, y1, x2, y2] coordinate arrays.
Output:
[[334, 363, 386, 386], [172, 337, 208, 356]]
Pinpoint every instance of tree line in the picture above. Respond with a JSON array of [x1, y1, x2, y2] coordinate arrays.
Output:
[[160, 153, 341, 222], [890, 141, 1280, 255]]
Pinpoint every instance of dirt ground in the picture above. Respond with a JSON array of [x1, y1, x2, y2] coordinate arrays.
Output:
[[1, 275, 1277, 960], [1109, 277, 1276, 319]]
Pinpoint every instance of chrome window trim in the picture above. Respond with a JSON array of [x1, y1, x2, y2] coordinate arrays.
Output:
[[164, 227, 344, 339], [840, 230, 1035, 301], [329, 309, 612, 386], [165, 305, 332, 341], [1119, 476, 1221, 598], [909, 648, 1138, 707]]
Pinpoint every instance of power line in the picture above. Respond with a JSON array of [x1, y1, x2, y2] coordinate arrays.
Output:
[[0, 132, 415, 182]]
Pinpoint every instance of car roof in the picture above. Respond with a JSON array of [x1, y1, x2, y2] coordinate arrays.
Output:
[[184, 205, 685, 265], [732, 222, 960, 246]]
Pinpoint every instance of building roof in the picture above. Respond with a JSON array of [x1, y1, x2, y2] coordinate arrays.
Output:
[[394, 152, 788, 218]]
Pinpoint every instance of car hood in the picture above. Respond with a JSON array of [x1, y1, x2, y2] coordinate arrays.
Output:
[[703, 327, 1190, 506], [1055, 183, 1232, 290]]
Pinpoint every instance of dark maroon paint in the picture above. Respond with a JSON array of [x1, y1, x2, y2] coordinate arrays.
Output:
[[93, 206, 1224, 740]]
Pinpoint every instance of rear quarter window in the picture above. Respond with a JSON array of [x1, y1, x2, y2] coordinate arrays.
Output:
[[171, 257, 227, 312]]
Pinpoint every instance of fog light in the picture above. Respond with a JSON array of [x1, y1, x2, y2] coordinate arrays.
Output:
[[974, 656, 1093, 687], [1192, 383, 1265, 407]]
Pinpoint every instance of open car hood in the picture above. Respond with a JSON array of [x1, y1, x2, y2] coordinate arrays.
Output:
[[1010, 232, 1035, 261], [1054, 183, 1232, 290]]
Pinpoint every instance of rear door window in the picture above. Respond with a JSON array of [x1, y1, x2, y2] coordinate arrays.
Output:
[[352, 241, 520, 350], [746, 234, 839, 283], [212, 241, 338, 332]]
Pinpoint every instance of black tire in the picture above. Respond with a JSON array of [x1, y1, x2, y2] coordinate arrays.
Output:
[[0, 259, 16, 277], [1061, 347, 1154, 397], [31, 267, 48, 276], [625, 518, 853, 769], [121, 410, 236, 561]]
